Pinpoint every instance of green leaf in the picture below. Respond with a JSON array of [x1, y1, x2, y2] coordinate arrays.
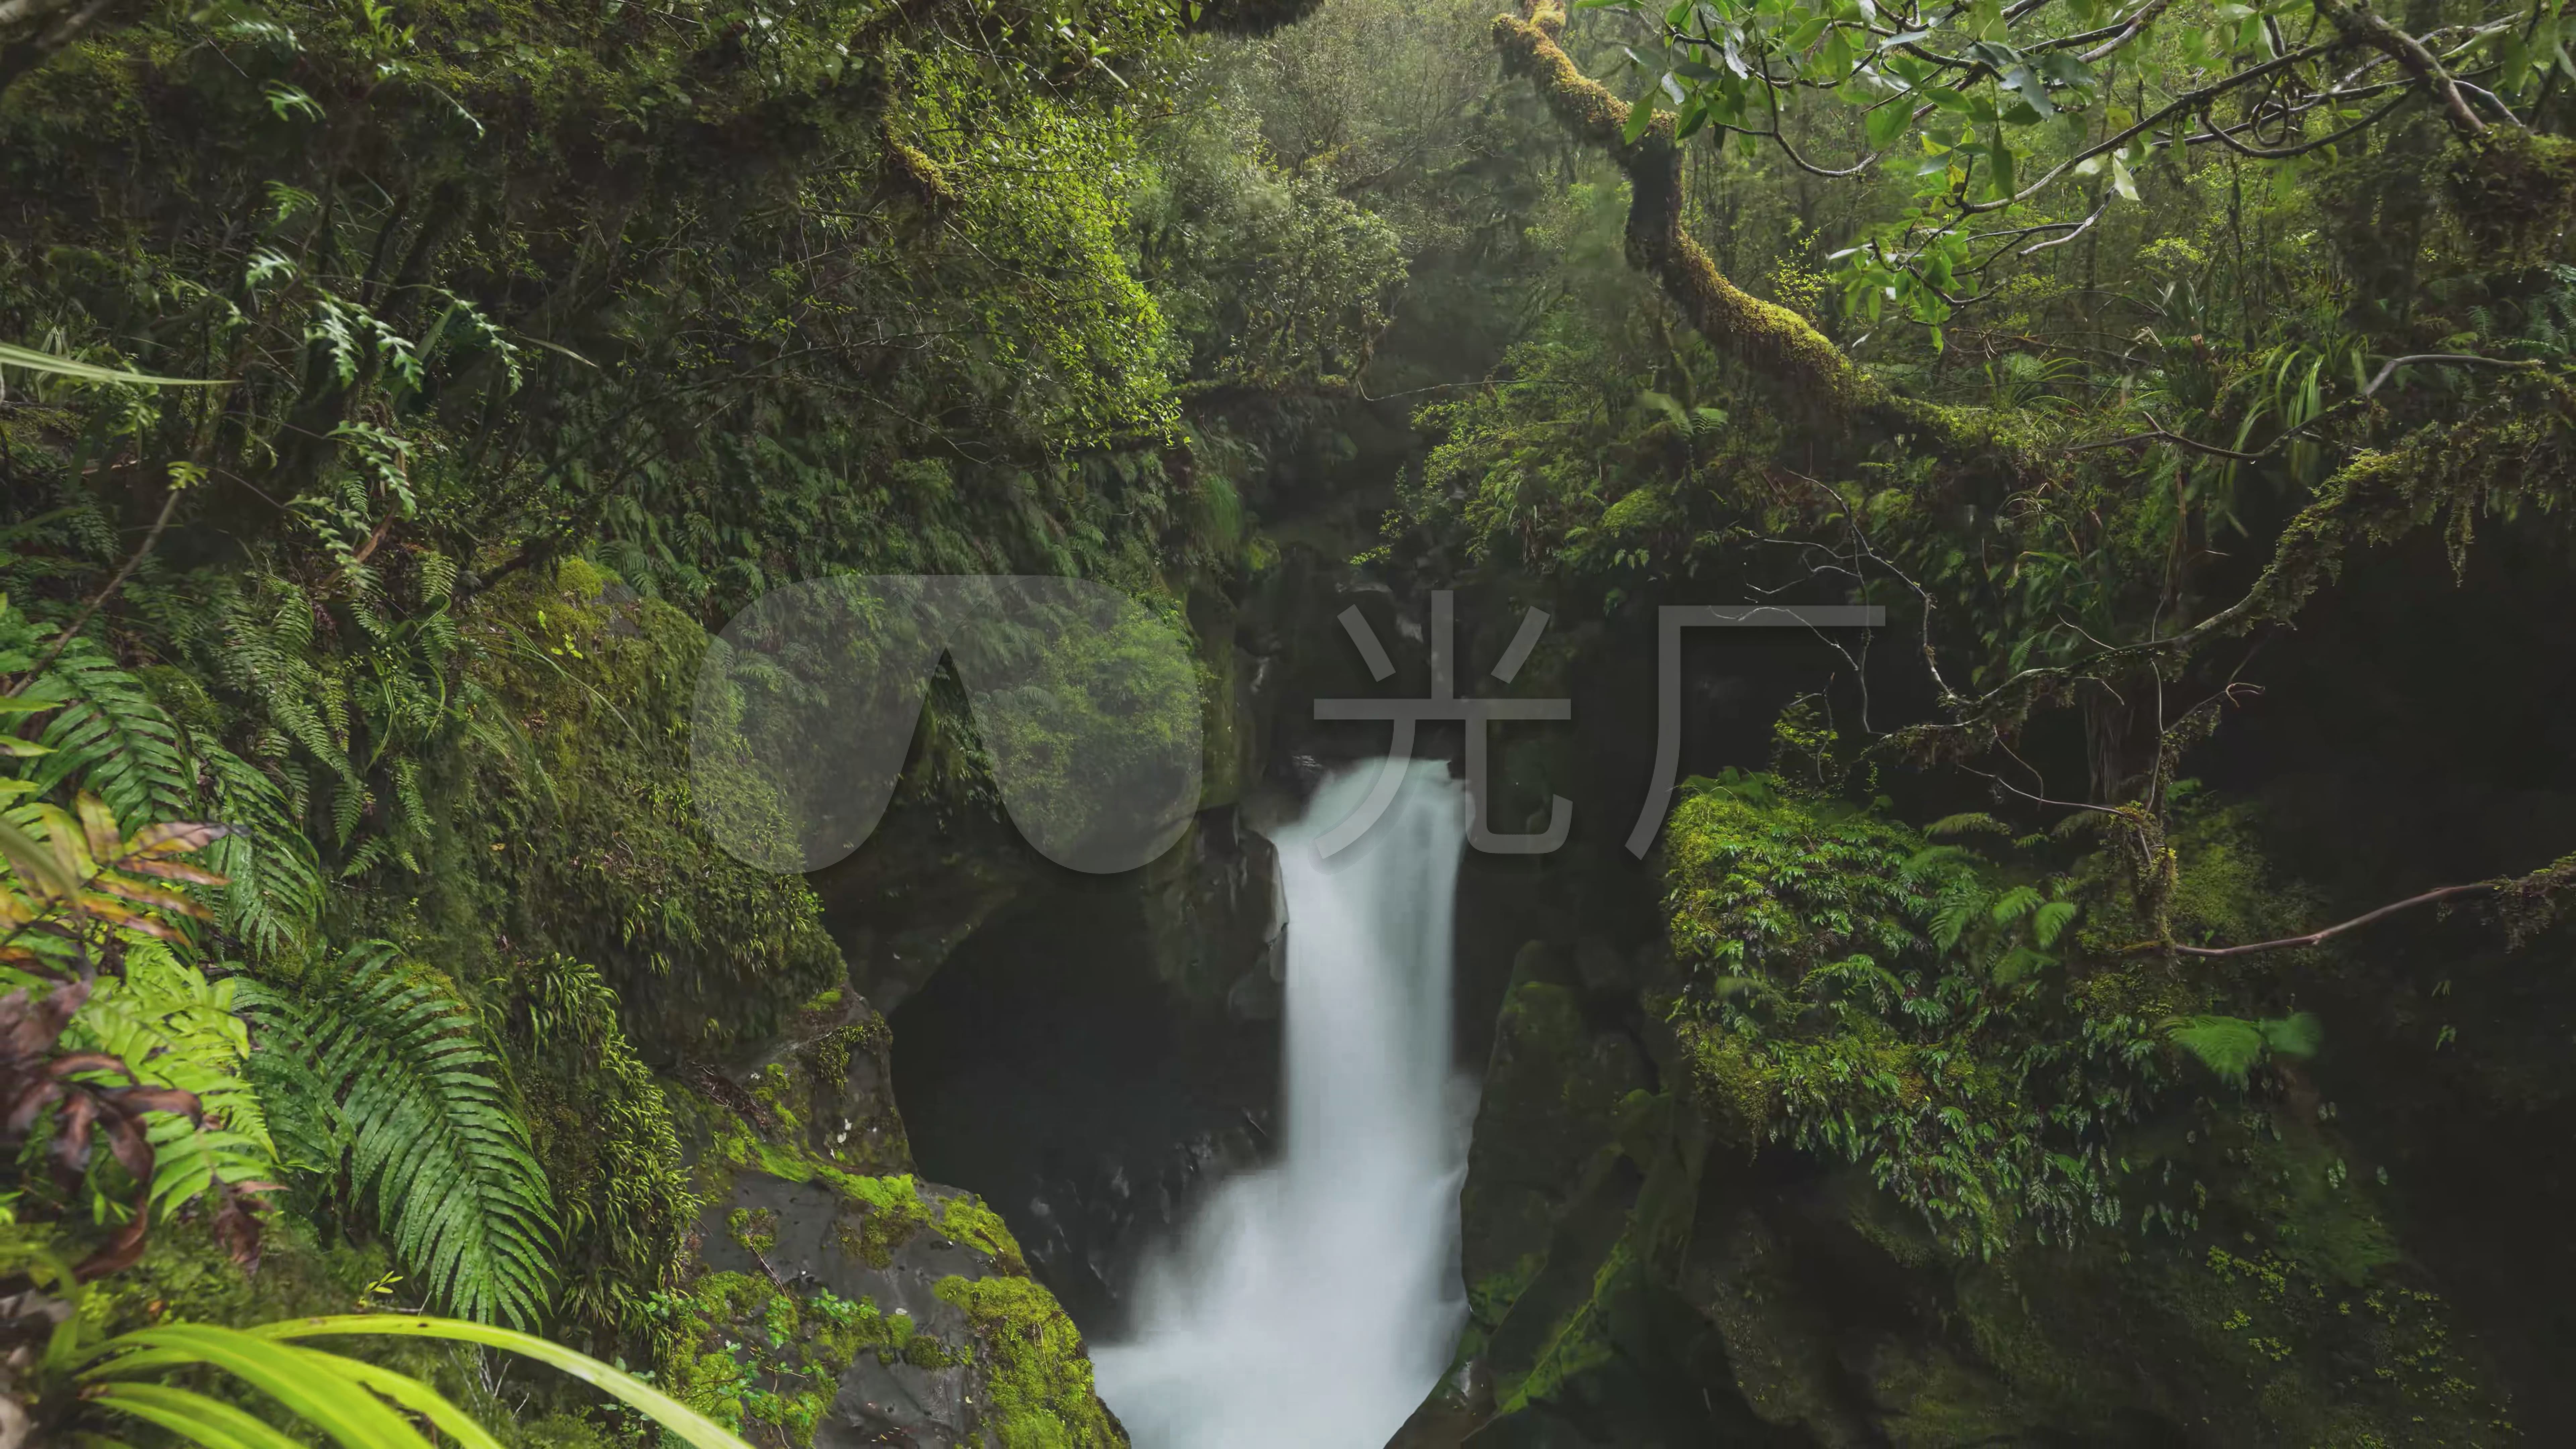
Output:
[[1866, 101, 1910, 149], [1987, 131, 2018, 200], [0, 342, 225, 388], [88, 1383, 311, 1449], [2110, 153, 2139, 201], [81, 1327, 437, 1449], [252, 1317, 755, 1449], [296, 1348, 508, 1449], [1623, 93, 1658, 144], [0, 815, 79, 898], [1999, 63, 2055, 118]]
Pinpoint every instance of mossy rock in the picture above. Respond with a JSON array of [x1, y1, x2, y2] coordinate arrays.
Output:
[[669, 1030, 1123, 1447]]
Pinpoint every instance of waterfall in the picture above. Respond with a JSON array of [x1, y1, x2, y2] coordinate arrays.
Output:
[[1092, 758, 1472, 1447]]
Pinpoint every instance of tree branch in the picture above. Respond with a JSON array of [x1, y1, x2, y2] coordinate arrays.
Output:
[[2150, 882, 2497, 957], [2139, 849, 2576, 957], [2313, 0, 2494, 136], [1490, 0, 1997, 455]]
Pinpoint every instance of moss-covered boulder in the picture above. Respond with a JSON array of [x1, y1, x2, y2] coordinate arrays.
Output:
[[1406, 774, 2521, 1446], [668, 991, 1125, 1447]]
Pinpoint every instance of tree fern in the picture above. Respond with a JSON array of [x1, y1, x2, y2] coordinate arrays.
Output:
[[2162, 1012, 2324, 1088], [243, 943, 558, 1328]]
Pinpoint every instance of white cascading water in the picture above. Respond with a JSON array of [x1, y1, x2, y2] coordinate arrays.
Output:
[[1092, 758, 1472, 1447]]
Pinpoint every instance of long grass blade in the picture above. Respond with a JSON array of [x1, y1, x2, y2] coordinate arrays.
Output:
[[88, 1383, 311, 1449], [251, 1315, 755, 1449], [0, 341, 226, 387]]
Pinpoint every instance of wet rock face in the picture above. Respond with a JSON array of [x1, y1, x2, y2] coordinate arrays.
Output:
[[810, 802, 1044, 1016], [890, 876, 1282, 1334], [739, 983, 914, 1176], [1141, 805, 1285, 1021], [1009, 1114, 1270, 1330]]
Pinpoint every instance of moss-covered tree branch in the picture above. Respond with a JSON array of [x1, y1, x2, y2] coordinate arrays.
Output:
[[1489, 0, 1988, 453]]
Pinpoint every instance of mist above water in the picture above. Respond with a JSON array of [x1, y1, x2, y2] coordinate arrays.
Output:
[[1091, 759, 1472, 1447]]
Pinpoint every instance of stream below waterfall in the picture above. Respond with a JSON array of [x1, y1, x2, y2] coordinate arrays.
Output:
[[1090, 758, 1474, 1447]]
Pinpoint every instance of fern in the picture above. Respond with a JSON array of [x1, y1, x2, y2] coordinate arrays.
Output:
[[2030, 899, 2078, 947], [198, 744, 323, 961], [1929, 875, 1990, 950], [243, 943, 558, 1328], [20, 643, 195, 828], [4, 613, 325, 962], [2163, 1012, 2323, 1087], [1924, 812, 2011, 838], [65, 941, 279, 1221]]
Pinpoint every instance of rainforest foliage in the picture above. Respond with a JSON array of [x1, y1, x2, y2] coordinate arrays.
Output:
[[5, 0, 2576, 1440]]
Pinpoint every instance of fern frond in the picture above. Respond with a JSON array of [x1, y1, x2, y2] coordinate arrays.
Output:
[[2162, 1016, 2266, 1086], [1924, 812, 2010, 838], [201, 745, 322, 962], [1988, 885, 2043, 925], [2031, 900, 2078, 947], [66, 941, 280, 1221], [21, 644, 194, 828], [244, 943, 557, 1328], [1929, 875, 1990, 951]]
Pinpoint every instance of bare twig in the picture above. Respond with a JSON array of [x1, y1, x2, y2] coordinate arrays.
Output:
[[3, 481, 185, 697], [2143, 881, 2497, 957]]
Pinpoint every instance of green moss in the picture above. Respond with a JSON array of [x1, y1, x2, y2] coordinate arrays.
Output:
[[442, 566, 849, 1061], [2443, 129, 2576, 263], [802, 1017, 890, 1090], [1661, 769, 2161, 1254], [656, 1271, 969, 1448], [933, 1274, 1126, 1448], [933, 1192, 1032, 1277], [726, 1208, 780, 1255], [823, 1171, 937, 1268]]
